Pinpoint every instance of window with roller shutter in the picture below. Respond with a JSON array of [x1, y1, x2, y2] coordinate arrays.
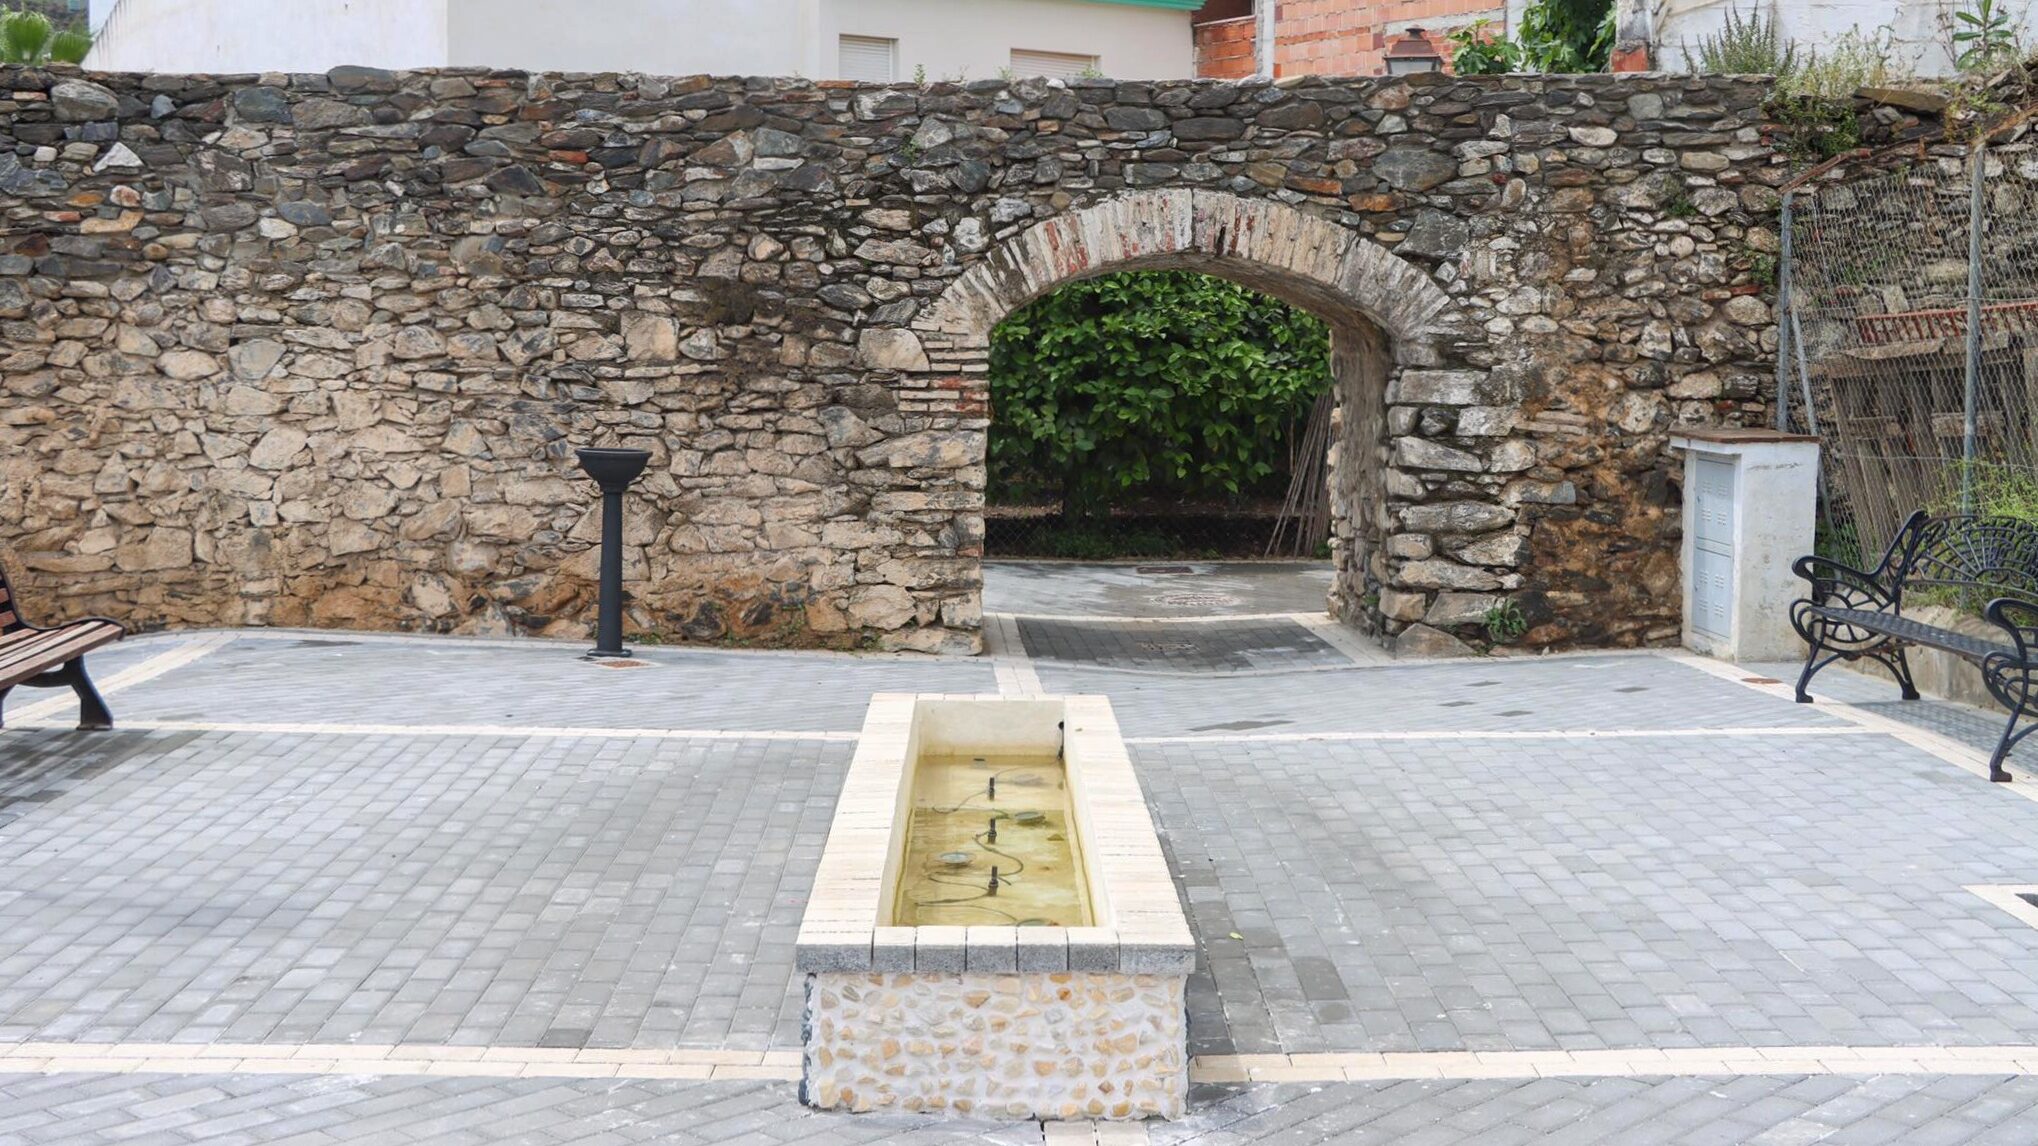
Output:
[[838, 35, 896, 82], [1010, 48, 1099, 79]]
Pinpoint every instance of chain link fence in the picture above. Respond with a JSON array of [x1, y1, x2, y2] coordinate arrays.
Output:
[[1781, 130, 2038, 567]]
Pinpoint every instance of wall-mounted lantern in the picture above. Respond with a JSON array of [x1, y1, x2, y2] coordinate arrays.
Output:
[[1384, 27, 1445, 76], [575, 446, 653, 659]]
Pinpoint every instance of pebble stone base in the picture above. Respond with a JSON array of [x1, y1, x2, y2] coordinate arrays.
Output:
[[801, 970, 1187, 1121]]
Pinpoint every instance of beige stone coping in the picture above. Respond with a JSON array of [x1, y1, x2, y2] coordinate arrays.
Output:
[[796, 693, 1193, 975]]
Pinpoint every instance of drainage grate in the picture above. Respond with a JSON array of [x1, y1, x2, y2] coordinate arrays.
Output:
[[1136, 565, 1195, 575], [1615, 686, 1650, 694]]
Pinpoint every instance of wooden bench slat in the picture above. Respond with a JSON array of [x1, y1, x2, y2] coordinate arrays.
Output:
[[0, 622, 123, 688], [0, 628, 106, 674]]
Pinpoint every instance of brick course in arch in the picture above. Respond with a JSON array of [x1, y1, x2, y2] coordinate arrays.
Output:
[[0, 67, 1784, 654]]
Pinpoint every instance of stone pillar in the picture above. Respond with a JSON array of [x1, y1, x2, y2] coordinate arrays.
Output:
[[1670, 429, 1820, 663], [1327, 322, 1387, 630]]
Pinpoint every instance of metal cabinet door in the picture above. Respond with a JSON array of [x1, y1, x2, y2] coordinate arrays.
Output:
[[1690, 456, 1735, 640]]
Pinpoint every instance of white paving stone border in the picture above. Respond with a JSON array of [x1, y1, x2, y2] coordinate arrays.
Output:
[[1187, 1047, 2038, 1083], [5, 633, 237, 724], [1124, 726, 1877, 745], [0, 1042, 802, 1081], [2, 1042, 2032, 1086], [1968, 885, 2038, 931], [11, 719, 858, 741], [1673, 652, 2038, 798]]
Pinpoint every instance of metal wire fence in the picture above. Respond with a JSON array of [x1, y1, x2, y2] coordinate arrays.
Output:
[[1782, 133, 2038, 567]]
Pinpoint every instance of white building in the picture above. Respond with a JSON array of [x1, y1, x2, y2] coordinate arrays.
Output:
[[1616, 0, 1995, 79], [85, 0, 1198, 80]]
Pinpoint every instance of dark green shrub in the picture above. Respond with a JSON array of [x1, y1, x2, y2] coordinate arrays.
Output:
[[988, 271, 1330, 519]]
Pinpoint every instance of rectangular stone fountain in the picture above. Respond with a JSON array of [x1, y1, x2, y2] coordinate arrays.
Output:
[[797, 693, 1193, 1121]]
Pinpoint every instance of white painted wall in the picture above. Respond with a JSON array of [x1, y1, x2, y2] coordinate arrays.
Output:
[[89, 0, 449, 73], [1647, 0, 1982, 78], [87, 0, 1192, 80], [446, 0, 809, 75], [816, 0, 1193, 81]]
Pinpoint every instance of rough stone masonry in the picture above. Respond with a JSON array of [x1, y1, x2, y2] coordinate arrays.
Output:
[[0, 65, 1784, 654]]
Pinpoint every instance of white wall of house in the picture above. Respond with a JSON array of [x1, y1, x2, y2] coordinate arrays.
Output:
[[815, 0, 1193, 81], [89, 0, 449, 73], [1643, 0, 1980, 78], [447, 0, 810, 75], [86, 0, 1192, 80]]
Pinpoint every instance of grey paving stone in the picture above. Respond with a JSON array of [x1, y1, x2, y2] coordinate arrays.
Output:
[[1043, 654, 1852, 738], [1017, 618, 1351, 673], [103, 636, 995, 732], [0, 730, 848, 1049], [1134, 731, 2038, 1055], [6, 1073, 2035, 1145], [984, 560, 1334, 620], [8, 619, 2038, 1142]]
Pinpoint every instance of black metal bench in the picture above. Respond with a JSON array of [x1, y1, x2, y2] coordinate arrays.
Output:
[[1791, 510, 2038, 782], [0, 561, 124, 730]]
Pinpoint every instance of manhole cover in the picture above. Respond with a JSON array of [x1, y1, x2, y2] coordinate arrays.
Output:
[[1136, 565, 1195, 575], [1155, 592, 1240, 608], [589, 659, 652, 670]]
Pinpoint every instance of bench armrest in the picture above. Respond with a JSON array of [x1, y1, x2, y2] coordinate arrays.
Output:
[[1985, 598, 2038, 665], [1793, 554, 1898, 611]]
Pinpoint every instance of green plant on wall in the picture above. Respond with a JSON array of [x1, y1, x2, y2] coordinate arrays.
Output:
[[1514, 0, 1615, 73], [1446, 0, 1612, 75], [1952, 0, 2024, 73], [1690, 5, 1798, 75], [1484, 599, 1529, 644], [987, 271, 1330, 520], [0, 7, 89, 64], [1448, 19, 1518, 75]]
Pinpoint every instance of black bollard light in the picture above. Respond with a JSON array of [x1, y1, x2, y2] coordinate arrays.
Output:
[[575, 446, 653, 659]]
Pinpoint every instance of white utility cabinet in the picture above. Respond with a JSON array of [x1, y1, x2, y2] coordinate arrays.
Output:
[[1669, 428, 1821, 663]]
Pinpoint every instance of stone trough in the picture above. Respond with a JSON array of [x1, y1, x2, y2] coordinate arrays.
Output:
[[796, 693, 1193, 1120]]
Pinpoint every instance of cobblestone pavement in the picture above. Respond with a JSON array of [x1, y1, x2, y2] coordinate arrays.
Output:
[[5, 613, 2038, 1141]]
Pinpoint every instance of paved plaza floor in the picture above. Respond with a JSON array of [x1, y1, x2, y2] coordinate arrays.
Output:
[[5, 563, 2038, 1142]]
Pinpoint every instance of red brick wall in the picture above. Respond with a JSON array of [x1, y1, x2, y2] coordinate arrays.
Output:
[[1194, 16, 1258, 80], [1195, 0, 1501, 79]]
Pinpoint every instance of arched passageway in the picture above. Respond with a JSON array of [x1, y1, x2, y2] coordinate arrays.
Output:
[[901, 189, 1467, 651]]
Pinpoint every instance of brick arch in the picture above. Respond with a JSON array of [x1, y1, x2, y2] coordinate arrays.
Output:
[[913, 189, 1455, 350]]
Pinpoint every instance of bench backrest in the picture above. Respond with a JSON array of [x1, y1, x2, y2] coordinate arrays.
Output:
[[1890, 512, 2038, 603]]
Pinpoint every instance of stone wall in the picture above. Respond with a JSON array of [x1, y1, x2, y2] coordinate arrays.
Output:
[[0, 64, 1785, 653], [803, 971, 1187, 1120]]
